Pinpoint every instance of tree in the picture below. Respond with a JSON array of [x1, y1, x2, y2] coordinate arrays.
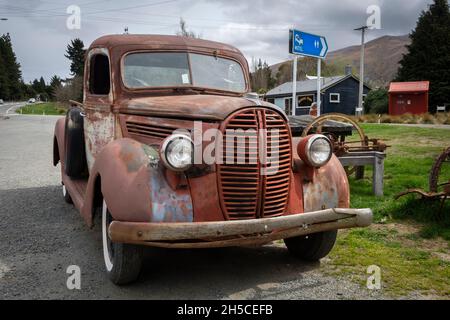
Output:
[[54, 76, 83, 103], [274, 57, 340, 87], [364, 88, 389, 114], [0, 50, 9, 99], [21, 82, 36, 99], [0, 33, 23, 100], [31, 77, 46, 95], [65, 38, 86, 77], [251, 58, 276, 93], [396, 0, 450, 112], [30, 77, 48, 101], [49, 75, 62, 100], [176, 18, 200, 38]]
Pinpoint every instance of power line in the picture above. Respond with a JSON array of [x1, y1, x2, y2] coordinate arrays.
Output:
[[0, 0, 110, 15], [0, 0, 182, 18]]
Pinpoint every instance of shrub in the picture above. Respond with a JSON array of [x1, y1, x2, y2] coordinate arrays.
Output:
[[364, 88, 389, 114], [380, 114, 392, 123], [354, 112, 450, 125]]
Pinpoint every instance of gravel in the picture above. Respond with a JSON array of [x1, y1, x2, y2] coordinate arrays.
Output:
[[0, 114, 389, 300]]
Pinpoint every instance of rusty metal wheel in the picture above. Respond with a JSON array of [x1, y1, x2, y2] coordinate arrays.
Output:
[[429, 147, 450, 193], [301, 113, 368, 176]]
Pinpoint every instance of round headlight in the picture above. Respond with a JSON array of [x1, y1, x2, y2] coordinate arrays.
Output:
[[298, 134, 333, 167], [160, 134, 194, 172]]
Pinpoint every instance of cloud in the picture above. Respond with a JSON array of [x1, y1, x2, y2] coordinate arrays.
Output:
[[0, 0, 436, 82], [199, 0, 434, 65]]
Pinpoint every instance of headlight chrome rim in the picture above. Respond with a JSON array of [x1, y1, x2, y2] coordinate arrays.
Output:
[[304, 134, 333, 167], [160, 134, 194, 172]]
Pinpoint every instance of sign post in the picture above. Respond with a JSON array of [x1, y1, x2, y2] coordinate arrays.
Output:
[[292, 56, 297, 116], [289, 29, 328, 116], [317, 59, 321, 116]]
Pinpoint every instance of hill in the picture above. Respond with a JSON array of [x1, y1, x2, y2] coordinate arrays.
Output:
[[269, 35, 411, 87]]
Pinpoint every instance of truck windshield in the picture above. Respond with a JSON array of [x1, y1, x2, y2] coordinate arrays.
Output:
[[123, 52, 246, 93]]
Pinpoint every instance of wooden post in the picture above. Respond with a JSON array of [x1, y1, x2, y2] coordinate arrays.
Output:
[[355, 167, 365, 180]]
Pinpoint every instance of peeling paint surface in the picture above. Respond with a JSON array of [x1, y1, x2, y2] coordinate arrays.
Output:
[[84, 111, 115, 171], [149, 166, 193, 223], [302, 156, 349, 212]]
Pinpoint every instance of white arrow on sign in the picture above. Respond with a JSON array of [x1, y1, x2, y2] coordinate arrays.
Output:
[[320, 37, 327, 57]]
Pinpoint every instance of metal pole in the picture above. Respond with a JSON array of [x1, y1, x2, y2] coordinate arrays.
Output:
[[355, 26, 368, 114], [292, 55, 297, 116], [317, 58, 321, 116]]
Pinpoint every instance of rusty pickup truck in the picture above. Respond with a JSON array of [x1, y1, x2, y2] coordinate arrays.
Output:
[[53, 34, 372, 285]]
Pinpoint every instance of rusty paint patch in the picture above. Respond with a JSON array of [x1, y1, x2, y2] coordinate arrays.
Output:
[[149, 166, 193, 223], [301, 155, 350, 212], [119, 142, 145, 172]]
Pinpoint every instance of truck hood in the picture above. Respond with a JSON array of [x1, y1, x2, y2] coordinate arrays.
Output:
[[117, 94, 285, 121]]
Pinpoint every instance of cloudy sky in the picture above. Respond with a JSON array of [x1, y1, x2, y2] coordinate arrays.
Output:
[[0, 0, 435, 83]]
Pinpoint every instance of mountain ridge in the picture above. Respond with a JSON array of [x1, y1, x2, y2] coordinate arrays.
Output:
[[269, 34, 411, 87]]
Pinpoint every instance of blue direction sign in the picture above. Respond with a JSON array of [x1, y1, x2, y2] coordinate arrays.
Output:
[[289, 29, 328, 59]]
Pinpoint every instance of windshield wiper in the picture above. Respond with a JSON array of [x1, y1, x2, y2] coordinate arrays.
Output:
[[173, 87, 206, 94]]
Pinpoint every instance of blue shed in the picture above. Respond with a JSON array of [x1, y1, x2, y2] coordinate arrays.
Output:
[[264, 71, 371, 116]]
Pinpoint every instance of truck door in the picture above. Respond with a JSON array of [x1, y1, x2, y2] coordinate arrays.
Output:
[[83, 48, 115, 171]]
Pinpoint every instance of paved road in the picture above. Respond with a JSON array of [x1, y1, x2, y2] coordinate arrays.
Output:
[[0, 114, 385, 300], [0, 101, 26, 117]]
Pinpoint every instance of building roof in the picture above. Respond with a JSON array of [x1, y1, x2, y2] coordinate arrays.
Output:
[[265, 74, 367, 97], [389, 81, 430, 93]]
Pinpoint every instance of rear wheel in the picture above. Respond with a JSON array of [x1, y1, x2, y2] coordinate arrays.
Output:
[[102, 201, 143, 285], [284, 230, 337, 261]]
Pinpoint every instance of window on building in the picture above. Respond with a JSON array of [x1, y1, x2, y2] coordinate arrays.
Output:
[[267, 98, 275, 104], [89, 54, 110, 95], [329, 93, 340, 103], [298, 95, 313, 107]]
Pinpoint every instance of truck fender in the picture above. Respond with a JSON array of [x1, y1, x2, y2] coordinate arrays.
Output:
[[81, 138, 193, 227], [299, 155, 350, 212]]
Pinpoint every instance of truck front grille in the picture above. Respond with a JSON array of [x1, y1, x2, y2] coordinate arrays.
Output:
[[126, 121, 175, 139], [217, 108, 292, 220]]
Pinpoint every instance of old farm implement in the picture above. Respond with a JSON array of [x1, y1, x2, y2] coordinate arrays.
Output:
[[396, 147, 450, 213], [290, 113, 389, 196]]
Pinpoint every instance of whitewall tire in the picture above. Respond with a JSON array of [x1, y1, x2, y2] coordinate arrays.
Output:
[[101, 200, 143, 285], [62, 184, 73, 204]]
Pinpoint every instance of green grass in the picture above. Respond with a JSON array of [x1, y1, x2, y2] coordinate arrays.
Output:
[[325, 228, 450, 297], [325, 123, 450, 297], [350, 124, 450, 239], [18, 102, 67, 115]]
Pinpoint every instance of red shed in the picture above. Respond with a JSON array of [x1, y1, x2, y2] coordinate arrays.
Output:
[[388, 81, 429, 115]]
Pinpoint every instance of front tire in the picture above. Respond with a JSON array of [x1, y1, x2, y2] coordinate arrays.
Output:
[[284, 230, 337, 261], [62, 184, 73, 204], [102, 201, 143, 285]]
